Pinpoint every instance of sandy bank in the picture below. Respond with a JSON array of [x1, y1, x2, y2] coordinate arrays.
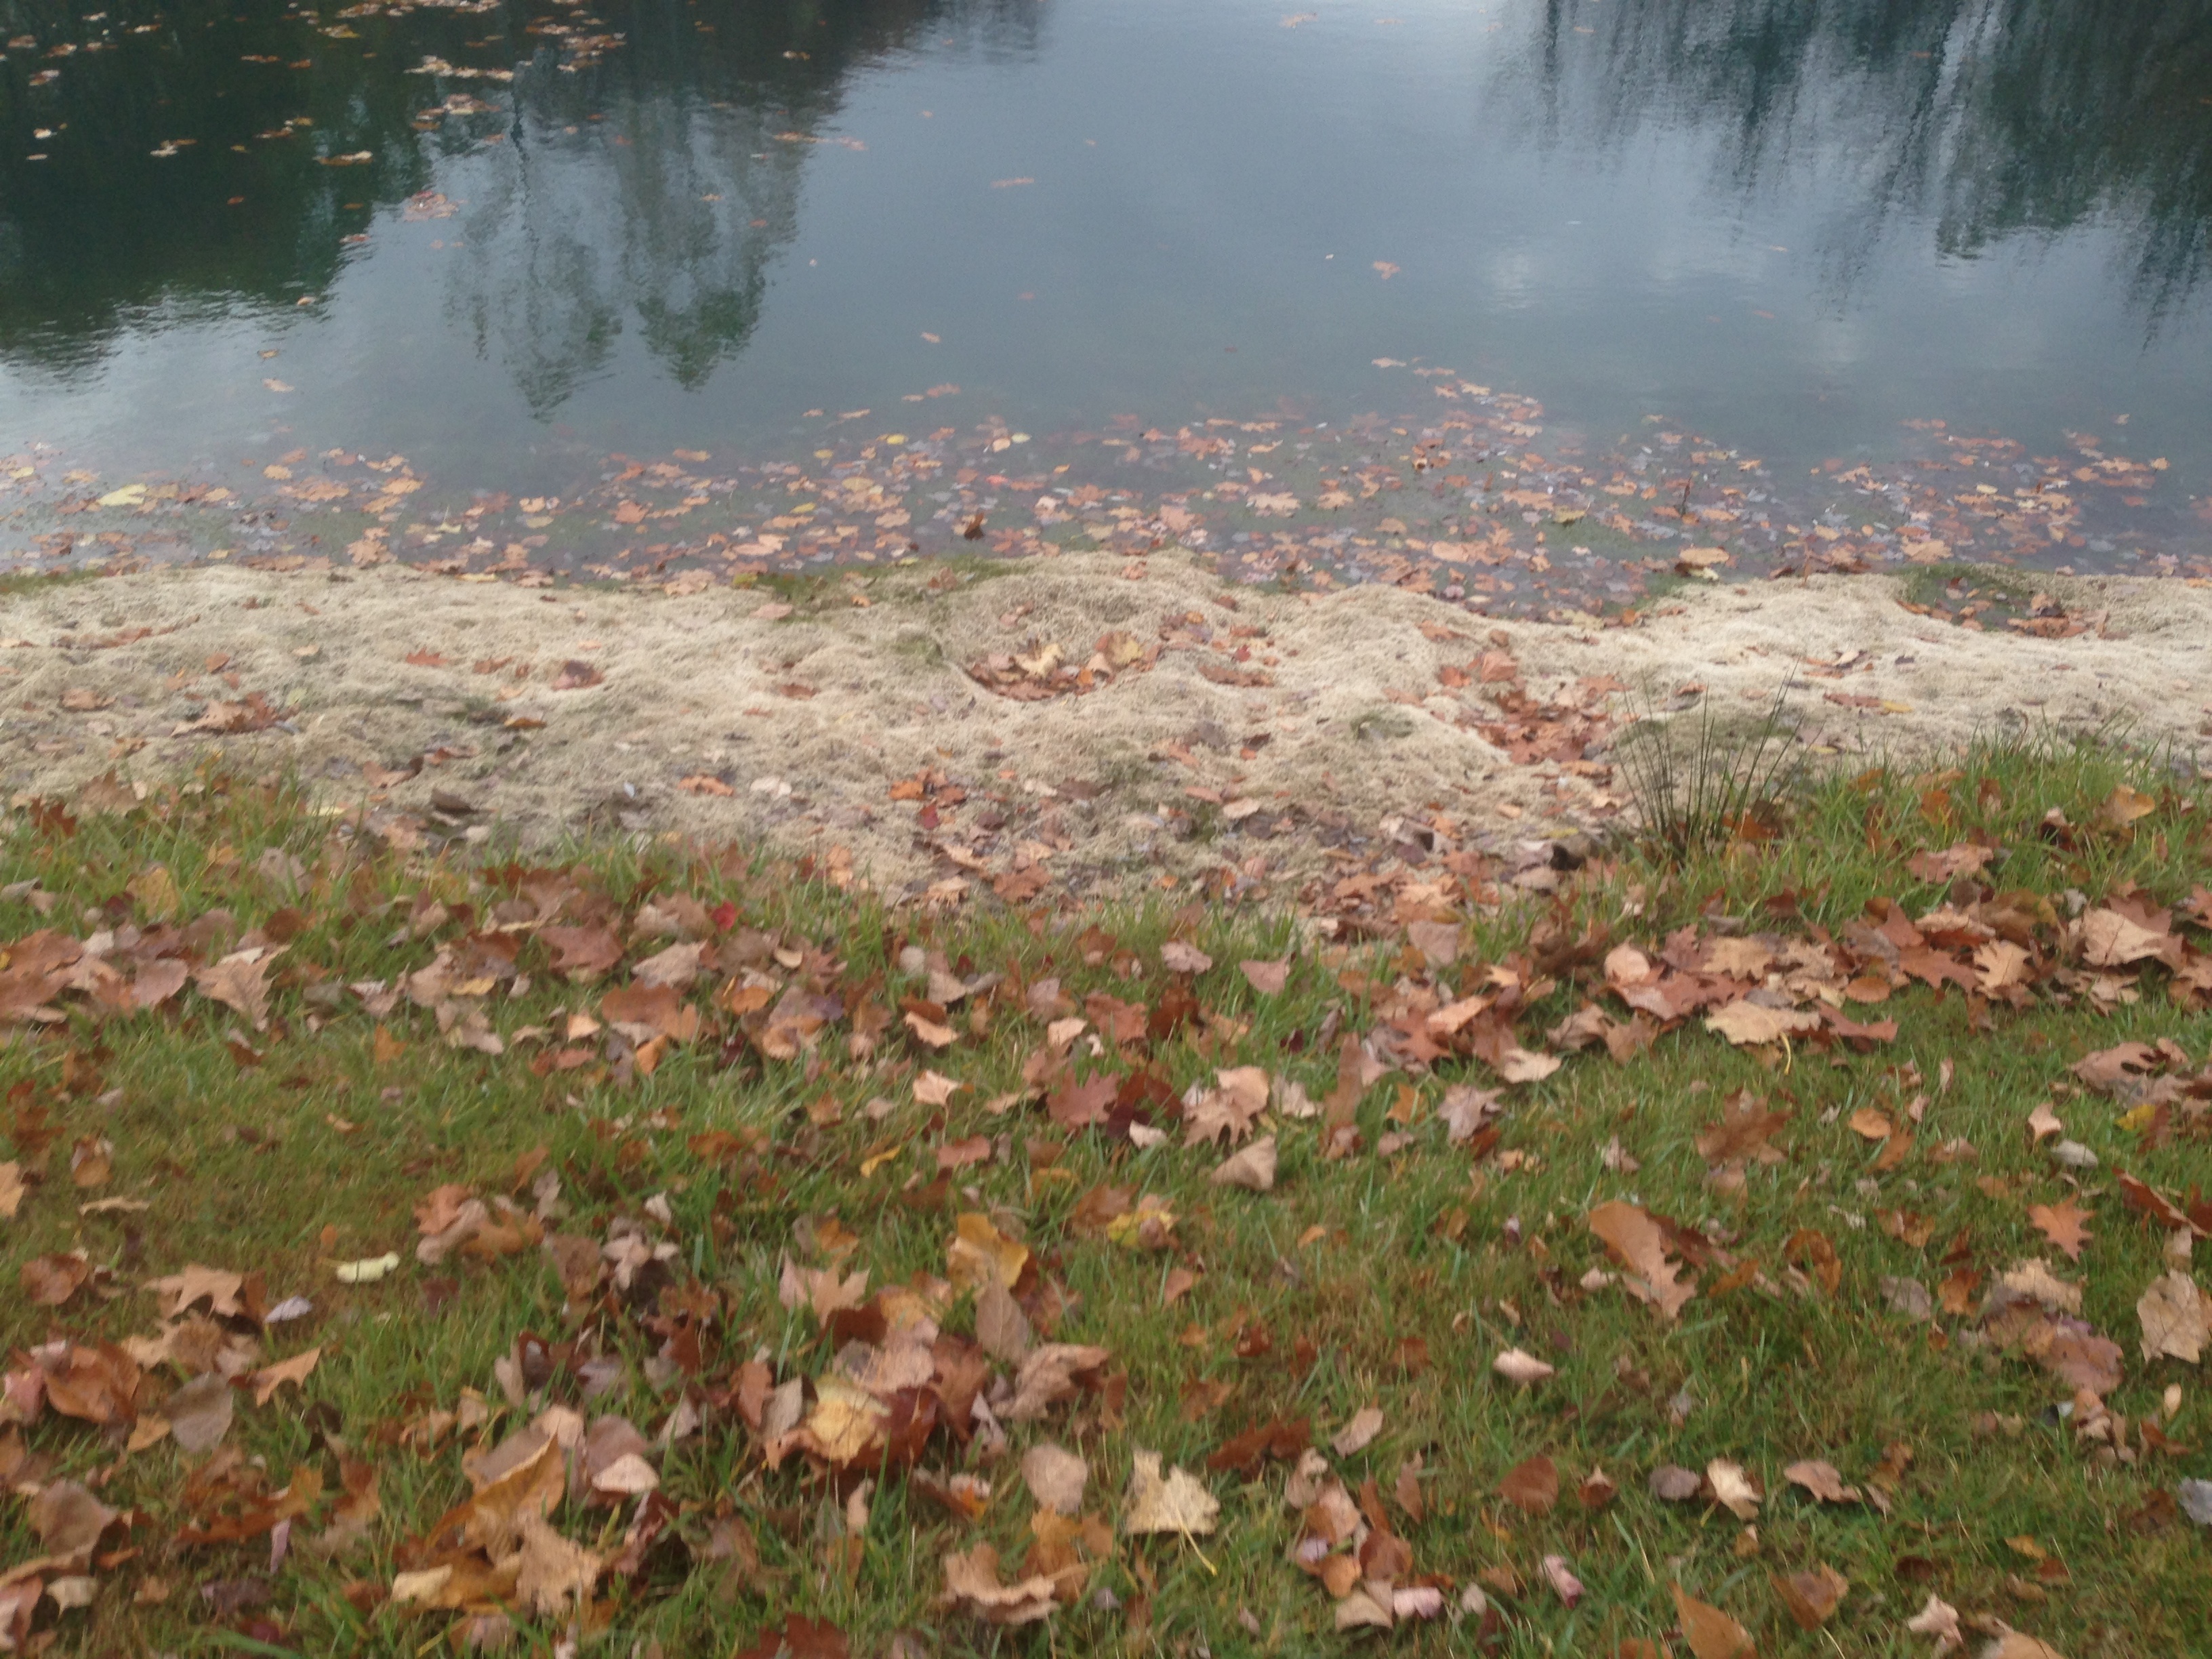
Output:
[[3, 555, 2207, 901]]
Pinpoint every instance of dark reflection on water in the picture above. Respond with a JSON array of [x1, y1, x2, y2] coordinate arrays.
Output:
[[1525, 0, 2212, 323], [0, 0, 1036, 399], [0, 0, 2207, 503]]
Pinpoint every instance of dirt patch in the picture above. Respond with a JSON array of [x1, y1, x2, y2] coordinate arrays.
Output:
[[3, 556, 2208, 901]]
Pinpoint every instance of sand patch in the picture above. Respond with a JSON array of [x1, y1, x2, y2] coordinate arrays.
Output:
[[3, 556, 2208, 900]]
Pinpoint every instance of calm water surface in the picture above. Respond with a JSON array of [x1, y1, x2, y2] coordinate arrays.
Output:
[[2, 0, 2209, 509]]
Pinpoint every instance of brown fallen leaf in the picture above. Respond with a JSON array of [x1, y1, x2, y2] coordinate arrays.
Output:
[[1499, 1454, 1559, 1515], [2028, 1199, 2093, 1261], [1330, 1406, 1384, 1458], [1209, 1135, 1277, 1192], [1492, 1348, 1555, 1386], [1774, 1563, 1848, 1629], [1020, 1443, 1089, 1516], [249, 1347, 323, 1408], [941, 1542, 1059, 1626], [1706, 1458, 1761, 1520], [1588, 1200, 1697, 1319], [1706, 1000, 1822, 1047], [1782, 1460, 1860, 1504], [2137, 1269, 2208, 1364], [550, 660, 605, 691], [22, 1252, 91, 1307], [1672, 1582, 1755, 1659], [1239, 958, 1290, 995]]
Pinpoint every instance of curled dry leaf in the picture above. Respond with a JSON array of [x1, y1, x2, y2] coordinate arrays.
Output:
[[1209, 1134, 1277, 1192], [1904, 1592, 1963, 1652], [941, 1542, 1059, 1626], [1492, 1347, 1555, 1386], [1706, 1458, 1761, 1521], [1330, 1406, 1384, 1458], [1588, 1200, 1697, 1319], [1540, 1554, 1584, 1607], [1782, 1459, 1860, 1504]]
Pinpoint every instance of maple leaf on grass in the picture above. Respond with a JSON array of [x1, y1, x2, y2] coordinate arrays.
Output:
[[1121, 1450, 1218, 1536], [2137, 1269, 2209, 1364]]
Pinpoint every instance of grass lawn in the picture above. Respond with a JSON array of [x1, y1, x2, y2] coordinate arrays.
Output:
[[0, 736, 2207, 1658]]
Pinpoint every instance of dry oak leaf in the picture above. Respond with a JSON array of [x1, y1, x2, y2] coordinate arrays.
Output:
[[777, 1255, 870, 1324], [1672, 1582, 1756, 1659], [1706, 999, 1822, 1047], [1782, 1460, 1860, 1504], [144, 1263, 247, 1320], [1020, 1442, 1090, 1516], [941, 1542, 1059, 1626], [512, 1511, 602, 1616], [1122, 1450, 1218, 1536], [2079, 907, 2166, 967], [2137, 1269, 2208, 1364], [2028, 1199, 2093, 1262], [1588, 1200, 1697, 1319], [1210, 1134, 1277, 1192], [1774, 1563, 1849, 1630], [192, 947, 276, 1029], [1904, 1593, 1963, 1652], [248, 1346, 322, 1407], [1183, 1065, 1271, 1147]]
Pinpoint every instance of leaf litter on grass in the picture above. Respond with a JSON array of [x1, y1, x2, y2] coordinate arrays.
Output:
[[0, 744, 2209, 1652]]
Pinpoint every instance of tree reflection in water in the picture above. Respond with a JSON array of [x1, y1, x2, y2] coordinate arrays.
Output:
[[0, 0, 1043, 408], [1521, 0, 2212, 325]]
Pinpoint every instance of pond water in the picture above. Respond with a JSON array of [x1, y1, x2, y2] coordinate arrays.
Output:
[[1, 0, 2208, 589]]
